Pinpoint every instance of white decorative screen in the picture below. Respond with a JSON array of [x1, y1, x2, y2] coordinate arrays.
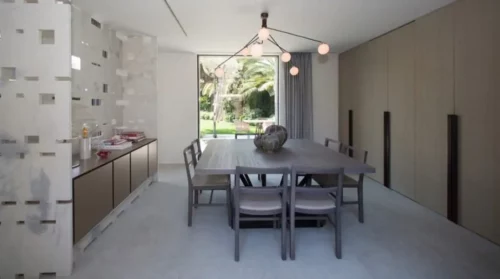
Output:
[[0, 0, 73, 277]]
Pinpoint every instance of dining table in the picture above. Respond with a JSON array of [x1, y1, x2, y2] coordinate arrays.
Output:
[[195, 139, 375, 228]]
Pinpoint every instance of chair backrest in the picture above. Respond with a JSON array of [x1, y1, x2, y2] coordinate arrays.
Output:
[[183, 144, 196, 187], [234, 121, 250, 133], [341, 145, 368, 164], [291, 166, 345, 210], [234, 166, 289, 208], [324, 138, 343, 153], [191, 138, 202, 162]]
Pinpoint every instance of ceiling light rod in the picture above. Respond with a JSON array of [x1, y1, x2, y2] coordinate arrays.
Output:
[[163, 0, 188, 37], [268, 34, 288, 53], [215, 34, 259, 70], [267, 27, 323, 43]]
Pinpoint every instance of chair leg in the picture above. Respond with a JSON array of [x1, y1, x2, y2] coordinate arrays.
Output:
[[281, 207, 286, 260], [226, 188, 231, 227], [335, 208, 342, 259], [358, 184, 364, 223], [209, 190, 214, 204], [194, 190, 199, 208], [290, 208, 296, 260], [188, 189, 193, 227], [234, 207, 240, 262]]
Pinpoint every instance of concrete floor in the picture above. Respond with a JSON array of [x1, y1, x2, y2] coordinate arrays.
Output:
[[69, 165, 500, 279]]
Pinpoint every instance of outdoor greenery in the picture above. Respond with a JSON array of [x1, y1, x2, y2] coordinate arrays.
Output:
[[199, 56, 277, 137]]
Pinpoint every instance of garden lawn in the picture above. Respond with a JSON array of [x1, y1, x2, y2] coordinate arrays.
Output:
[[199, 119, 257, 136]]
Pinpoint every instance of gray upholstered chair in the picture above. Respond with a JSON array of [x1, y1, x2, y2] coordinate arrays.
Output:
[[312, 145, 368, 223], [233, 166, 289, 261], [290, 166, 345, 260], [183, 144, 231, 227]]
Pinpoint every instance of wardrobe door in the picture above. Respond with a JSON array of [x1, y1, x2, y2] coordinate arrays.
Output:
[[388, 23, 416, 199], [358, 37, 388, 183], [339, 51, 353, 146], [455, 0, 500, 244], [414, 5, 454, 216]]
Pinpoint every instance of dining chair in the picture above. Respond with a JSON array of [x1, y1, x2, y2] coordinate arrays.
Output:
[[233, 166, 289, 261], [325, 137, 343, 152], [191, 138, 202, 161], [233, 135, 260, 186], [183, 144, 231, 227], [290, 166, 344, 260], [312, 145, 368, 223], [296, 138, 344, 187]]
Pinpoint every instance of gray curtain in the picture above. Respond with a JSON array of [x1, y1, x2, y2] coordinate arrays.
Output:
[[284, 53, 313, 139]]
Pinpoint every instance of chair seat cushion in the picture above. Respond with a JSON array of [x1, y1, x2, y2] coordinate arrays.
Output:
[[312, 174, 358, 186], [294, 193, 336, 211], [238, 193, 282, 211], [192, 174, 230, 187]]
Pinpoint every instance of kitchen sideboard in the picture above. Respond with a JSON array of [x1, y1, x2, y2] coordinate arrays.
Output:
[[72, 139, 158, 244]]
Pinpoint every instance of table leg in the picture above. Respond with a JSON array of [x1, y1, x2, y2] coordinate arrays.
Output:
[[261, 174, 267, 186]]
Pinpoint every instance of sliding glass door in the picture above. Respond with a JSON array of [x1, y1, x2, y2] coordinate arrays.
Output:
[[198, 55, 279, 139]]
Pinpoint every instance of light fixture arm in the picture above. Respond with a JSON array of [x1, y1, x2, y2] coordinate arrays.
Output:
[[268, 35, 288, 53], [215, 34, 258, 69], [267, 27, 323, 43]]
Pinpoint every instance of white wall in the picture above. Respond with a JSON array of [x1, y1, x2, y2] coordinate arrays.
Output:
[[157, 52, 198, 164], [311, 53, 339, 144]]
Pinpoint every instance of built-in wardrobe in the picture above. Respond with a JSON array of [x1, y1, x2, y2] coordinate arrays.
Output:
[[339, 0, 500, 245]]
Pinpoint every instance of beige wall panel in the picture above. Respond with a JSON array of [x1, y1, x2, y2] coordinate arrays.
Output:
[[74, 163, 113, 243], [114, 154, 131, 208], [357, 37, 388, 183], [414, 5, 455, 216], [455, 0, 500, 244], [339, 52, 352, 145], [388, 23, 416, 199]]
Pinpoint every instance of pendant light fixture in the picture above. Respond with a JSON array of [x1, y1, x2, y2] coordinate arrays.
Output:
[[214, 13, 330, 77]]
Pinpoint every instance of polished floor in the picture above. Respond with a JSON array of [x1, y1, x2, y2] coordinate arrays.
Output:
[[69, 165, 500, 279]]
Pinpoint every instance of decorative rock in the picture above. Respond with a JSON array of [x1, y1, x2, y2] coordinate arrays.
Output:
[[254, 125, 288, 153]]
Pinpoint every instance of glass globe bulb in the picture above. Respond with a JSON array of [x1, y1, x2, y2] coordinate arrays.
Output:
[[258, 28, 270, 41], [251, 44, 263, 57], [290, 66, 299, 76], [215, 68, 224, 78], [281, 52, 291, 63], [318, 43, 330, 55], [240, 47, 249, 56]]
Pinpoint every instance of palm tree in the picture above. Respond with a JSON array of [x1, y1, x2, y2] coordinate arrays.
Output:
[[199, 63, 217, 97], [237, 58, 276, 97]]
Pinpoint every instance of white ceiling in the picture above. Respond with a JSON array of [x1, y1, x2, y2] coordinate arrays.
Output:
[[73, 0, 455, 54]]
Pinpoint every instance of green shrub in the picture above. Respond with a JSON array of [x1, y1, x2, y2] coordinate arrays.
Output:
[[244, 91, 274, 118], [223, 99, 235, 114], [200, 111, 213, 120], [199, 94, 213, 111]]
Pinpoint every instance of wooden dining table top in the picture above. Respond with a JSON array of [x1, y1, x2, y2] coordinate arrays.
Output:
[[195, 139, 375, 175]]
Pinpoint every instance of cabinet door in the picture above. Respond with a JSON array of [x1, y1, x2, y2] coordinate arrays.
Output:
[[414, 5, 455, 216], [357, 36, 388, 183], [339, 51, 353, 145], [74, 163, 113, 243], [388, 23, 416, 199], [148, 141, 158, 177], [114, 154, 131, 207], [131, 145, 148, 192], [455, 0, 500, 244]]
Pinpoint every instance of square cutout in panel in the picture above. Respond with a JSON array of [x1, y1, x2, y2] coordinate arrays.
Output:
[[71, 55, 81, 70], [16, 29, 24, 34], [103, 84, 108, 93], [1, 0, 15, 3], [24, 76, 39, 81], [40, 152, 56, 157], [25, 136, 39, 144], [25, 0, 38, 3], [55, 76, 71, 81], [16, 93, 24, 98], [102, 50, 108, 59], [39, 30, 55, 44], [1, 67, 16, 81], [91, 18, 102, 29], [39, 93, 55, 105]]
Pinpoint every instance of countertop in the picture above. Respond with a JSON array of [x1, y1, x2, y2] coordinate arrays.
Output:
[[72, 139, 157, 180]]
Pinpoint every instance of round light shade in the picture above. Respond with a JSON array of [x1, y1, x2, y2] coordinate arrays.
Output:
[[251, 44, 263, 57], [289, 66, 299, 76], [318, 43, 330, 55], [281, 52, 291, 63], [258, 28, 270, 41], [240, 47, 250, 56], [215, 68, 224, 78]]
